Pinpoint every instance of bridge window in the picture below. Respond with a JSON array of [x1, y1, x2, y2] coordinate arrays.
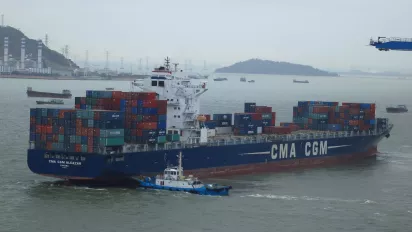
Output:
[[158, 81, 164, 87], [151, 81, 157, 86]]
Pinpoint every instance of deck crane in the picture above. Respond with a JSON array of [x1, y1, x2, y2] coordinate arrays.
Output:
[[369, 37, 412, 51]]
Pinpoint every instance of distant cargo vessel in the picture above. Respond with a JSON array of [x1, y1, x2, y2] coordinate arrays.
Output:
[[27, 58, 393, 183], [27, 87, 72, 99], [386, 105, 408, 113], [36, 99, 64, 105], [293, 79, 309, 83], [213, 77, 228, 81]]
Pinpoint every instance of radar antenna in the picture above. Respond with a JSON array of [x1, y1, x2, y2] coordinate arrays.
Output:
[[172, 63, 179, 72], [164, 57, 171, 70]]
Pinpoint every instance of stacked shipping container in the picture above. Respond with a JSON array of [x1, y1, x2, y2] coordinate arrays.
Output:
[[29, 108, 125, 152], [232, 103, 276, 135], [291, 101, 377, 132], [75, 90, 174, 144]]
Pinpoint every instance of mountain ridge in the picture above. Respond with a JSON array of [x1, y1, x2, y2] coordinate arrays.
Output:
[[215, 59, 339, 76]]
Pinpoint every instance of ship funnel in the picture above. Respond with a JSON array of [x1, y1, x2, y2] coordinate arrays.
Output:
[[3, 37, 8, 66], [21, 38, 25, 69], [37, 40, 42, 69]]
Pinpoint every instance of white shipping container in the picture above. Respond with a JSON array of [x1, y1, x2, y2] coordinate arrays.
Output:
[[215, 126, 232, 135], [257, 126, 263, 134], [207, 129, 216, 137]]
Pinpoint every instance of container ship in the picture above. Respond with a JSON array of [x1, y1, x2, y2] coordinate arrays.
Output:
[[27, 87, 72, 99], [27, 59, 393, 183]]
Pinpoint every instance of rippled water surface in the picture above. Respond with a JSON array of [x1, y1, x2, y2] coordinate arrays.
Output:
[[0, 75, 411, 232]]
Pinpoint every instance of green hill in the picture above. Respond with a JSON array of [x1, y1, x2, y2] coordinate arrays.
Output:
[[215, 59, 338, 76], [0, 26, 78, 70]]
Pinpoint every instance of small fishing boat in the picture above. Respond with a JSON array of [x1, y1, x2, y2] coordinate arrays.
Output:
[[386, 105, 408, 113], [36, 99, 64, 105], [293, 79, 309, 83], [135, 152, 232, 196], [248, 80, 255, 83], [240, 77, 246, 82]]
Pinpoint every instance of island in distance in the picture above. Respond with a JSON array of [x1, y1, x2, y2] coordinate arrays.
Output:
[[214, 59, 339, 77]]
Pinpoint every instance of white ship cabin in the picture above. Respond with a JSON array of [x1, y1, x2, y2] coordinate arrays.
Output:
[[155, 166, 204, 187], [133, 58, 209, 144]]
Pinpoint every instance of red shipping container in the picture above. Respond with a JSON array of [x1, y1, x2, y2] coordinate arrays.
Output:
[[87, 146, 93, 153], [158, 106, 167, 115], [138, 122, 157, 130], [143, 100, 158, 108], [52, 134, 59, 142], [112, 91, 124, 99], [143, 115, 158, 122], [75, 144, 81, 153], [143, 92, 157, 100], [80, 97, 86, 105], [131, 100, 137, 107], [312, 106, 329, 114], [36, 125, 42, 133], [255, 106, 272, 113], [41, 134, 46, 141], [251, 113, 262, 120], [271, 112, 276, 126], [87, 128, 94, 137], [46, 142, 53, 150], [75, 104, 80, 109], [204, 114, 211, 121], [137, 129, 143, 137], [349, 108, 360, 115], [76, 129, 81, 136], [46, 125, 52, 134], [58, 127, 65, 135], [263, 126, 292, 134]]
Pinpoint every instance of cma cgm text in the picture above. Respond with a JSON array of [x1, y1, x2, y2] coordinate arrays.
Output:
[[271, 141, 328, 159]]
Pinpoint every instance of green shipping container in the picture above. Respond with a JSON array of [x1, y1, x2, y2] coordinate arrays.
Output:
[[58, 135, 65, 143], [99, 137, 124, 146], [100, 129, 124, 137], [167, 134, 180, 142], [157, 136, 167, 143], [137, 115, 143, 122]]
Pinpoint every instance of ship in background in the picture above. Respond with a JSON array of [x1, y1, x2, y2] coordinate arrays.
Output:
[[27, 87, 72, 99], [27, 58, 393, 183]]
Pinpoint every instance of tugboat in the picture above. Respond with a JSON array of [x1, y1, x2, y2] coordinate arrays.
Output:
[[386, 105, 408, 113], [36, 99, 64, 105], [136, 152, 232, 196], [293, 79, 309, 83]]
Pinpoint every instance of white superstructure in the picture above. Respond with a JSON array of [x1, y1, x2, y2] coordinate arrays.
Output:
[[132, 57, 209, 143]]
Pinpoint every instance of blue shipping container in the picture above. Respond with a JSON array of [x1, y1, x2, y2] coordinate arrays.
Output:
[[100, 111, 125, 121], [244, 103, 256, 113], [158, 115, 167, 121], [157, 121, 167, 129], [327, 124, 342, 131], [204, 121, 217, 129], [142, 108, 158, 115]]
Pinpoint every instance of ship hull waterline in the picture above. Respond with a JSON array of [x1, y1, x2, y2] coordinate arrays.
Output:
[[27, 131, 389, 182]]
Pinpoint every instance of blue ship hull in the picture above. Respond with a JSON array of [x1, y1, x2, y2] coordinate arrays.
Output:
[[27, 131, 390, 181], [137, 180, 231, 196]]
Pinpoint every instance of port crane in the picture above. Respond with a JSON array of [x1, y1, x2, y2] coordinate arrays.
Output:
[[369, 37, 412, 51]]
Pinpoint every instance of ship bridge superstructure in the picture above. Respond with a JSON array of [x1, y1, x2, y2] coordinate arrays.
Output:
[[132, 57, 208, 143]]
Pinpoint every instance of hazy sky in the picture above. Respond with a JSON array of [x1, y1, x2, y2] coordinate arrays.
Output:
[[2, 0, 412, 72]]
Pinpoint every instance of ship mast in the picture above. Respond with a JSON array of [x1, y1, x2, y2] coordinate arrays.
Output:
[[178, 151, 183, 178]]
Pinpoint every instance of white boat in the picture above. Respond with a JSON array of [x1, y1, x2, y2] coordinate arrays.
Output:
[[136, 152, 232, 196]]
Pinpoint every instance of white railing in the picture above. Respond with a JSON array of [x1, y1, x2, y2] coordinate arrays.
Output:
[[29, 124, 393, 155]]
